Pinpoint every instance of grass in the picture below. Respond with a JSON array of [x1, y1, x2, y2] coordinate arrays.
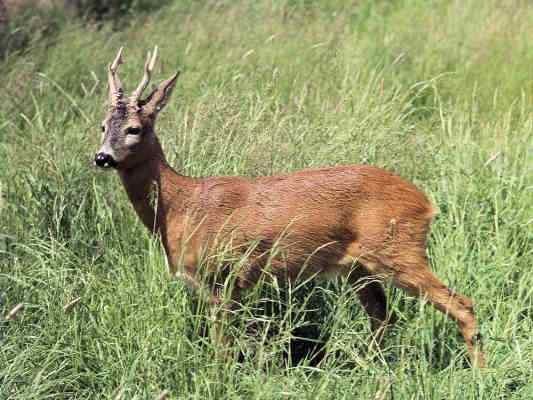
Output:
[[1, 0, 532, 398]]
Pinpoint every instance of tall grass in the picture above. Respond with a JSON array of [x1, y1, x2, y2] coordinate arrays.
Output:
[[1, 0, 532, 398]]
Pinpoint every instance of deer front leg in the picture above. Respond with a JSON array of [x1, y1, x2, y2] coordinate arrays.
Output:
[[173, 268, 239, 357], [171, 269, 228, 311], [209, 281, 242, 360]]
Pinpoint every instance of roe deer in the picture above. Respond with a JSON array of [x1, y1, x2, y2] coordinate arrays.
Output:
[[94, 47, 485, 367]]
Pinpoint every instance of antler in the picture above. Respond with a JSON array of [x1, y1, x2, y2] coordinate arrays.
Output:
[[130, 46, 158, 107], [108, 47, 124, 106]]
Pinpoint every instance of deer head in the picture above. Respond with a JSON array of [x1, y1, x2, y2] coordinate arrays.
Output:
[[94, 47, 179, 170]]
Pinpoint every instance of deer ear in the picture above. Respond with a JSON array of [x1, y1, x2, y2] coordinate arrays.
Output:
[[141, 71, 180, 117]]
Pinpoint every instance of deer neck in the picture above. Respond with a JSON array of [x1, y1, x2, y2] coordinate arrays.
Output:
[[118, 143, 196, 236]]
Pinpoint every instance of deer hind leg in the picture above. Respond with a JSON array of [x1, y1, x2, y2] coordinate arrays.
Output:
[[387, 254, 485, 367], [346, 266, 390, 346]]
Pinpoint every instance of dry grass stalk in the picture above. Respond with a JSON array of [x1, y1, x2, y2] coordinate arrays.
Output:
[[113, 386, 124, 400], [5, 303, 24, 320], [157, 390, 170, 400], [63, 297, 81, 313], [484, 151, 501, 166]]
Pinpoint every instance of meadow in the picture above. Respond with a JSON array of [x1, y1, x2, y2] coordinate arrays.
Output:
[[0, 0, 532, 398]]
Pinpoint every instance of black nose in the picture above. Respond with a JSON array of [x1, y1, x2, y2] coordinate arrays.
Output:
[[94, 152, 116, 168]]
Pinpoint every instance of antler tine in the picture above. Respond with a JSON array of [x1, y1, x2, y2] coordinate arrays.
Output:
[[130, 46, 158, 104], [108, 47, 124, 106], [110, 46, 124, 73], [148, 45, 158, 71]]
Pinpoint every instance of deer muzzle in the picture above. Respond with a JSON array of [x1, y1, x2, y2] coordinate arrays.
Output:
[[94, 152, 118, 169]]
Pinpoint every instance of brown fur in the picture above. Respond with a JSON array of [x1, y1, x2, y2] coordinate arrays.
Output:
[[96, 48, 485, 367]]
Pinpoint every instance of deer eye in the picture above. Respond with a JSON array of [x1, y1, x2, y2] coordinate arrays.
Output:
[[126, 127, 142, 135], [101, 125, 105, 132]]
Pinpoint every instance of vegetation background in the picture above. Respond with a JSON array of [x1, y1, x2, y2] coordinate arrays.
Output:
[[1, 0, 532, 398]]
